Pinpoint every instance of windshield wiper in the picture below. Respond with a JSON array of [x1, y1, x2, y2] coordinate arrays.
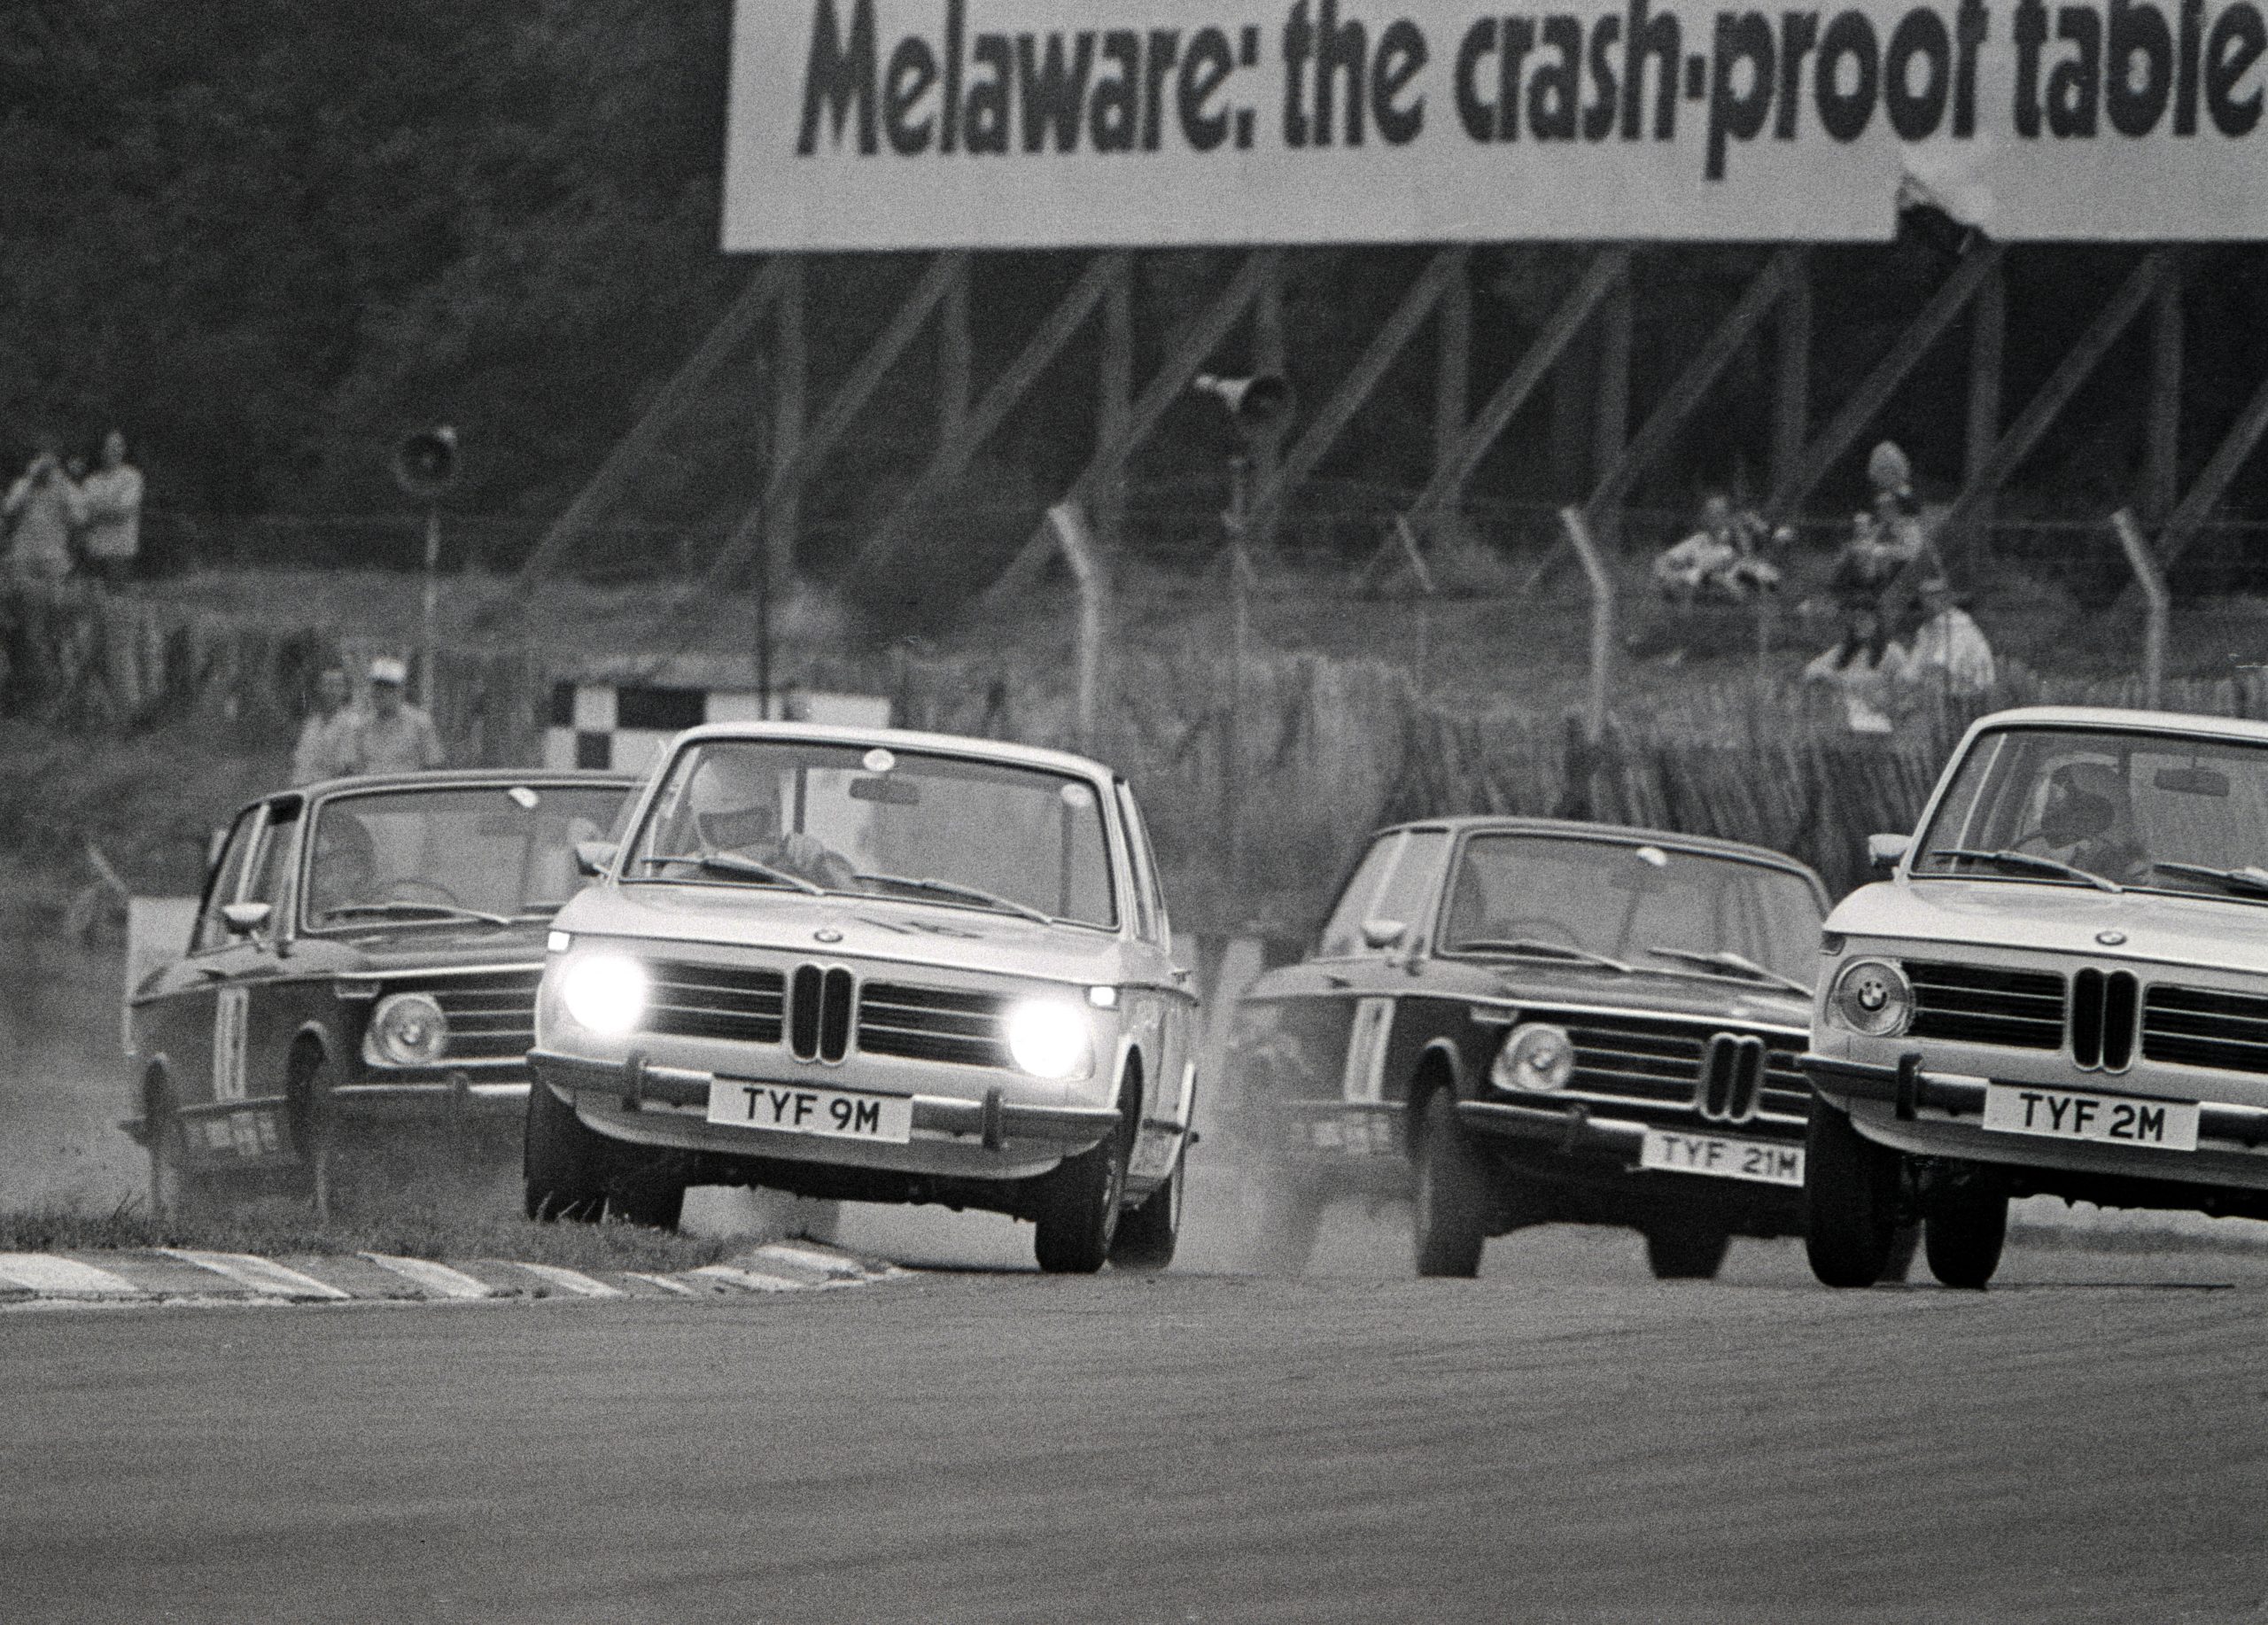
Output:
[[317, 901, 514, 927], [853, 872, 1052, 924], [1643, 945, 1812, 997], [1926, 848, 2123, 893], [2150, 860, 2268, 898], [1448, 937, 1632, 974], [632, 852, 824, 895]]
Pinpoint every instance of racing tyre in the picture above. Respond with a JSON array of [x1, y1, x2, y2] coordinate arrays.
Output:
[[1413, 1091, 1489, 1279], [1803, 1101, 1904, 1288], [147, 1094, 207, 1220], [287, 1054, 339, 1219], [1923, 1180, 2008, 1290], [1643, 1224, 1731, 1280], [607, 1167, 687, 1232], [524, 1081, 610, 1223], [1109, 1151, 1184, 1273], [1032, 1109, 1132, 1274]]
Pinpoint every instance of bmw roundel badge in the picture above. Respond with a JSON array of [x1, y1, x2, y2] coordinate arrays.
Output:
[[2096, 929, 2127, 946], [815, 927, 843, 944]]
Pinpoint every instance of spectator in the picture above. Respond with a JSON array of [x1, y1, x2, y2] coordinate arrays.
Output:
[[77, 431, 144, 587], [2, 442, 85, 583], [1802, 602, 1908, 735], [1650, 494, 1783, 607], [291, 665, 361, 783], [348, 657, 444, 774], [1902, 573, 1996, 700]]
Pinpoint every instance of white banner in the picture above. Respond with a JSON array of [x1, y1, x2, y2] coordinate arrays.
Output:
[[723, 0, 2268, 248]]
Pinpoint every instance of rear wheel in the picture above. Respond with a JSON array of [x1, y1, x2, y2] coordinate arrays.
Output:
[[1924, 1178, 2008, 1289], [524, 1081, 611, 1223], [1412, 1091, 1489, 1279], [1643, 1224, 1731, 1280], [1109, 1148, 1184, 1272], [1803, 1101, 1905, 1288], [147, 1092, 206, 1220], [1032, 1108, 1132, 1274], [607, 1165, 687, 1232], [287, 1054, 339, 1219]]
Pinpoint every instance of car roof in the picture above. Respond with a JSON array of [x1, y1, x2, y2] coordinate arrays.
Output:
[[1962, 704, 2268, 747], [1363, 814, 1826, 880], [661, 720, 1118, 781], [280, 768, 643, 804]]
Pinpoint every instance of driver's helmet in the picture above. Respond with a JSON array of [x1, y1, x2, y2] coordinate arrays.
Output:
[[685, 748, 781, 853]]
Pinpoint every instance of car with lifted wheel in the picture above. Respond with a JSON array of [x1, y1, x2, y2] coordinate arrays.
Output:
[[525, 723, 1199, 1272], [1221, 817, 1831, 1278], [1805, 705, 2268, 1289], [125, 770, 640, 1213]]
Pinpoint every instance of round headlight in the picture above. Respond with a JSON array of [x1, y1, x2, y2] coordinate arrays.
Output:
[[1005, 999, 1091, 1079], [369, 991, 448, 1065], [1491, 1022, 1575, 1093], [1829, 957, 1913, 1037], [558, 953, 650, 1037]]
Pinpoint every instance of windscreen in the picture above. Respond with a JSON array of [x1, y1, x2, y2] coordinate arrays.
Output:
[[626, 739, 1117, 929], [304, 784, 629, 929], [1915, 726, 2268, 897], [1440, 834, 1824, 984]]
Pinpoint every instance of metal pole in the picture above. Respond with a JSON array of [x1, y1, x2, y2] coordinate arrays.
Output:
[[1559, 506, 1616, 743], [2109, 508, 2167, 709], [1046, 502, 1104, 752], [1225, 454, 1251, 890], [420, 503, 440, 708]]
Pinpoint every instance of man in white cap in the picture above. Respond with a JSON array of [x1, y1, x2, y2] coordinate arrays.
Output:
[[348, 656, 445, 774]]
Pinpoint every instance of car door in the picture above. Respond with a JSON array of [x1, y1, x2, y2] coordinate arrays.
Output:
[[229, 796, 311, 1141], [132, 805, 262, 1120], [1321, 828, 1453, 1131], [1115, 784, 1194, 1183]]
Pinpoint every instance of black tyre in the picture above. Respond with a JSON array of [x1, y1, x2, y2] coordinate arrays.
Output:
[[1032, 1109, 1132, 1274], [287, 1053, 339, 1219], [1803, 1101, 1905, 1287], [524, 1080, 611, 1223], [1924, 1178, 2008, 1290], [1109, 1150, 1184, 1273], [147, 1091, 206, 1220], [1412, 1090, 1489, 1279], [1250, 1176, 1325, 1276], [607, 1165, 687, 1232], [1643, 1224, 1731, 1280]]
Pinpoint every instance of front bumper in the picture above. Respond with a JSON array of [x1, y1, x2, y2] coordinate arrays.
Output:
[[1804, 1051, 2268, 1191], [530, 1050, 1122, 1178]]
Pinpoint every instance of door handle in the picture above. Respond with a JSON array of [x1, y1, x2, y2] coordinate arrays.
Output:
[[1324, 973, 1351, 989]]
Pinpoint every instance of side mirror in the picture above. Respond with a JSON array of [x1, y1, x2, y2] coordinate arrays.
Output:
[[1866, 834, 1911, 873], [220, 901, 273, 937], [1359, 918, 1408, 952], [574, 840, 619, 878]]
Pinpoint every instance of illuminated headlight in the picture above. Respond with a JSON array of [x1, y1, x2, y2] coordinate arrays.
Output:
[[1491, 1022, 1575, 1093], [367, 992, 448, 1066], [1829, 958, 1914, 1037], [558, 953, 650, 1037], [1005, 999, 1091, 1079]]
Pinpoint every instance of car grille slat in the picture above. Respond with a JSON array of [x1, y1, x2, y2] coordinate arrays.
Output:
[[641, 960, 787, 1045], [1905, 961, 2067, 1049], [2143, 984, 2268, 1076], [1542, 1012, 1806, 1127], [858, 983, 1013, 1069], [388, 970, 542, 1061]]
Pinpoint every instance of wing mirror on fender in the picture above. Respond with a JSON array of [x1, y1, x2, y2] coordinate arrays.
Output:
[[574, 840, 619, 878], [1866, 834, 1911, 873], [220, 901, 272, 937], [1359, 918, 1408, 951]]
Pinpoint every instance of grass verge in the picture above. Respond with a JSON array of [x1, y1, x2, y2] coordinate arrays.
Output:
[[2009, 1220, 2268, 1258]]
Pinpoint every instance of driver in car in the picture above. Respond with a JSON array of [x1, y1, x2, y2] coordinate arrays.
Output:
[[308, 813, 379, 919], [2026, 762, 2147, 882], [683, 756, 857, 890]]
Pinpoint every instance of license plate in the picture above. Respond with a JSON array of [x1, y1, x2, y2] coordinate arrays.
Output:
[[706, 1079, 913, 1143], [1640, 1129, 1804, 1186], [1982, 1083, 2200, 1152]]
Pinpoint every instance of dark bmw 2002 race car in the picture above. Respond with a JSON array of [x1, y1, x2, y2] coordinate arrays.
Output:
[[525, 722, 1200, 1272], [1223, 817, 1833, 1278], [125, 769, 639, 1212]]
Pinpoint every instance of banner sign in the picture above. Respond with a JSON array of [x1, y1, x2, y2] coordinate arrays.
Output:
[[723, 0, 2268, 246]]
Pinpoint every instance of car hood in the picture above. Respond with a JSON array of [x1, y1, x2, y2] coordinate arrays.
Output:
[[1247, 956, 1812, 1030], [287, 919, 555, 971], [1833, 877, 2268, 976], [554, 882, 1129, 986]]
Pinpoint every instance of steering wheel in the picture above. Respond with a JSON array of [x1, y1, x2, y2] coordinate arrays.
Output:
[[385, 876, 465, 906]]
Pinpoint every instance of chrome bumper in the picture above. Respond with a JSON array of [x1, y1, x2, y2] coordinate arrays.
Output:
[[1456, 1098, 1649, 1157], [1802, 1052, 2268, 1153]]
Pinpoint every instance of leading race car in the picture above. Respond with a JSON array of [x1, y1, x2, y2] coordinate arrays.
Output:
[[1805, 705, 2268, 1289], [525, 723, 1200, 1272], [126, 769, 640, 1213], [1223, 817, 1833, 1278]]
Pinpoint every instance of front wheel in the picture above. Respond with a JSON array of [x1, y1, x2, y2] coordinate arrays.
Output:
[[1924, 1178, 2008, 1289], [1412, 1091, 1490, 1279], [1803, 1101, 1905, 1287], [1109, 1148, 1184, 1273], [1032, 1110, 1132, 1273], [524, 1081, 611, 1223], [1643, 1224, 1731, 1280], [147, 1094, 206, 1220]]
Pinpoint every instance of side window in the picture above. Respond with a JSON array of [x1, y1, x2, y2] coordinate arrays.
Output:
[[1371, 830, 1450, 950], [243, 801, 303, 914], [1317, 835, 1405, 959], [190, 809, 262, 953], [1115, 785, 1162, 944]]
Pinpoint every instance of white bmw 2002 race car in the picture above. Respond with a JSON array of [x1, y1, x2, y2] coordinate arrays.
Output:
[[526, 723, 1200, 1272], [1805, 705, 2268, 1289]]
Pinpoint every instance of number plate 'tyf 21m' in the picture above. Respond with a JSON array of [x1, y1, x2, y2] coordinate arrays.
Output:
[[707, 1079, 914, 1144]]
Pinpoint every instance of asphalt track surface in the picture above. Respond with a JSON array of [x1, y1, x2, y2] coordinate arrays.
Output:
[[8, 1197, 2268, 1625]]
